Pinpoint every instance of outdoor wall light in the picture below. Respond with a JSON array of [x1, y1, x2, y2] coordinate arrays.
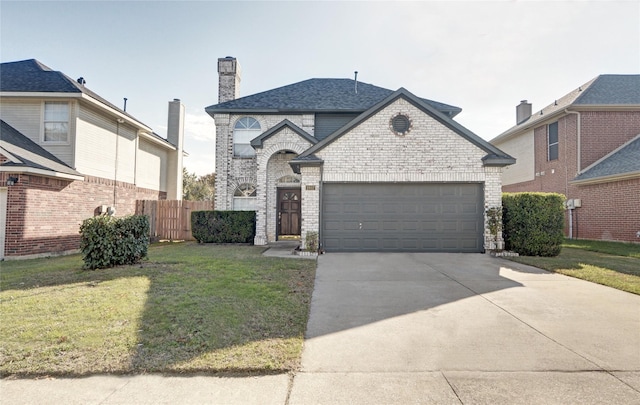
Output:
[[6, 176, 18, 186]]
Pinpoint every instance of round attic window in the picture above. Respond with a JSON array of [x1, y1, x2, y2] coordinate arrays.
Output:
[[390, 114, 412, 136]]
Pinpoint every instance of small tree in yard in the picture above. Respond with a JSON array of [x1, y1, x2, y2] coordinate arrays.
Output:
[[183, 168, 215, 201], [486, 206, 503, 250]]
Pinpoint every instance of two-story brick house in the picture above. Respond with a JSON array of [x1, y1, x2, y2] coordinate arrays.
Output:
[[490, 75, 640, 242], [206, 57, 514, 252], [0, 59, 185, 259]]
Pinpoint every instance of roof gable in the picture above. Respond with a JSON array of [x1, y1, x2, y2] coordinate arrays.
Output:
[[294, 88, 514, 166], [250, 119, 318, 147], [0, 120, 82, 178], [205, 78, 462, 118], [572, 134, 640, 184]]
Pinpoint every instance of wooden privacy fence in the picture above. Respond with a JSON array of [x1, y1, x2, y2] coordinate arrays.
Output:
[[136, 200, 214, 241]]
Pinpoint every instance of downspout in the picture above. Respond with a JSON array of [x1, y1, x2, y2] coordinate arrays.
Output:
[[318, 164, 324, 252], [564, 109, 581, 174], [564, 109, 580, 239]]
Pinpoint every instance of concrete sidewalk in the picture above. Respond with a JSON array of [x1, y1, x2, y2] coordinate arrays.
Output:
[[2, 253, 639, 404]]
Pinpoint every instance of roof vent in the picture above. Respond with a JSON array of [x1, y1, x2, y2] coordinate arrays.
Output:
[[354, 71, 358, 94], [77, 77, 86, 85]]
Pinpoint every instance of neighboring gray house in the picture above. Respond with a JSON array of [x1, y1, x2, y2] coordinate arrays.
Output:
[[206, 57, 514, 252]]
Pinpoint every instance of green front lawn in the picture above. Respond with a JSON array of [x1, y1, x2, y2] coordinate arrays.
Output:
[[505, 239, 640, 295], [0, 243, 316, 376]]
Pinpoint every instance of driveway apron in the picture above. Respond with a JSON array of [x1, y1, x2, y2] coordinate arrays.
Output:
[[289, 253, 640, 404]]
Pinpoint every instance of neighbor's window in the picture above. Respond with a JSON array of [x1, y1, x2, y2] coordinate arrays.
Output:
[[233, 183, 257, 211], [548, 121, 559, 161], [44, 101, 69, 143], [233, 117, 260, 158]]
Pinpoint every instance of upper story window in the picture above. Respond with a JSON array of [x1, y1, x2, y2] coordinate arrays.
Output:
[[233, 117, 260, 158], [43, 101, 69, 143], [548, 121, 559, 161]]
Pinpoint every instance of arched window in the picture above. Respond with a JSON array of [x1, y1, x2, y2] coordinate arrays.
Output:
[[233, 183, 257, 211], [233, 117, 260, 158]]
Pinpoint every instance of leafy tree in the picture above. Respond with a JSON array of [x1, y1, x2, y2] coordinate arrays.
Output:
[[183, 168, 215, 201]]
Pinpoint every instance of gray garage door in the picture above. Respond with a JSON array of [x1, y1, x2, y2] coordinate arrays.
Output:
[[322, 183, 484, 252]]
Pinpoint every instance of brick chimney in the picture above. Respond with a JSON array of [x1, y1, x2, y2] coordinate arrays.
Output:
[[516, 100, 532, 125], [218, 57, 241, 103], [166, 98, 185, 200]]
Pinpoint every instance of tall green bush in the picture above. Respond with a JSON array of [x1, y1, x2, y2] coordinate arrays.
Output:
[[191, 211, 256, 243], [502, 192, 565, 257], [80, 215, 149, 269]]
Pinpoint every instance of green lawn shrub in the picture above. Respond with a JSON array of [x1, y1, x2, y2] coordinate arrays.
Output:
[[80, 215, 149, 269], [191, 210, 256, 243], [502, 192, 565, 257]]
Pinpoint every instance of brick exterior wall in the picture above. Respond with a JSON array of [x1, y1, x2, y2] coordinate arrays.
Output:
[[1, 172, 165, 259], [311, 98, 504, 251], [502, 110, 640, 242], [214, 99, 507, 251]]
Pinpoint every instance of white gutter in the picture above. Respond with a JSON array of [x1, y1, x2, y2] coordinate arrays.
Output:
[[139, 131, 177, 150], [0, 167, 84, 181], [80, 93, 152, 131]]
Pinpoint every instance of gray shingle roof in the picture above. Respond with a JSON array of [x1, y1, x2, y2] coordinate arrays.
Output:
[[0, 120, 82, 177], [1, 59, 152, 129], [574, 75, 640, 105], [572, 135, 640, 183], [1, 59, 82, 93], [205, 78, 462, 117], [491, 74, 640, 144]]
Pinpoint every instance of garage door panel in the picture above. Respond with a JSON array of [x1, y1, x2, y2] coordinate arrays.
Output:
[[322, 183, 484, 252]]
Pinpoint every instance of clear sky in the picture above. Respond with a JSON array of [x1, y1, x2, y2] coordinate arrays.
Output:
[[2, 1, 638, 176]]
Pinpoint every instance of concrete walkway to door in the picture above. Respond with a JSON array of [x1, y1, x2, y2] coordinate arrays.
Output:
[[289, 253, 640, 404]]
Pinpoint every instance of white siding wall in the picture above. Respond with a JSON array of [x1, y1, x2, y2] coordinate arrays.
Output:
[[0, 98, 76, 166], [75, 104, 136, 182], [137, 139, 168, 191], [493, 130, 535, 185]]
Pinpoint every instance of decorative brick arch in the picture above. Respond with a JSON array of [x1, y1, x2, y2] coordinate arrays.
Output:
[[257, 141, 310, 168], [254, 138, 313, 245]]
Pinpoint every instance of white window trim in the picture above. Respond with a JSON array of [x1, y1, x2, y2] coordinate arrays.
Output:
[[41, 101, 71, 145], [233, 117, 261, 158]]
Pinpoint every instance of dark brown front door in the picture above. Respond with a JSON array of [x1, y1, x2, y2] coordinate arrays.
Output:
[[278, 188, 301, 238]]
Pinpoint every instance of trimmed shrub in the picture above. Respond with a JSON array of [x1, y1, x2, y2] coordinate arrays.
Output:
[[502, 192, 565, 257], [191, 211, 256, 243], [80, 215, 150, 269]]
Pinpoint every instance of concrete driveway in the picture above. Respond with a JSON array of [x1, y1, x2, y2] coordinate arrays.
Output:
[[289, 253, 640, 404], [2, 252, 639, 404]]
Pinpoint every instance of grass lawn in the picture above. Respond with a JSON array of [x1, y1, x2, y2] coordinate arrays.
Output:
[[505, 239, 640, 295], [0, 242, 316, 377]]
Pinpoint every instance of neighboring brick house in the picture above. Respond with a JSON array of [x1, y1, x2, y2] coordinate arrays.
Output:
[[490, 75, 640, 242], [0, 59, 185, 259], [206, 57, 514, 252]]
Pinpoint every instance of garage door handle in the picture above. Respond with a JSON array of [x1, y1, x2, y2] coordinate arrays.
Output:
[[359, 222, 362, 230]]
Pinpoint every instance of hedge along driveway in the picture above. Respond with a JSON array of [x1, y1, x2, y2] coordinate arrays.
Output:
[[0, 243, 316, 376]]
